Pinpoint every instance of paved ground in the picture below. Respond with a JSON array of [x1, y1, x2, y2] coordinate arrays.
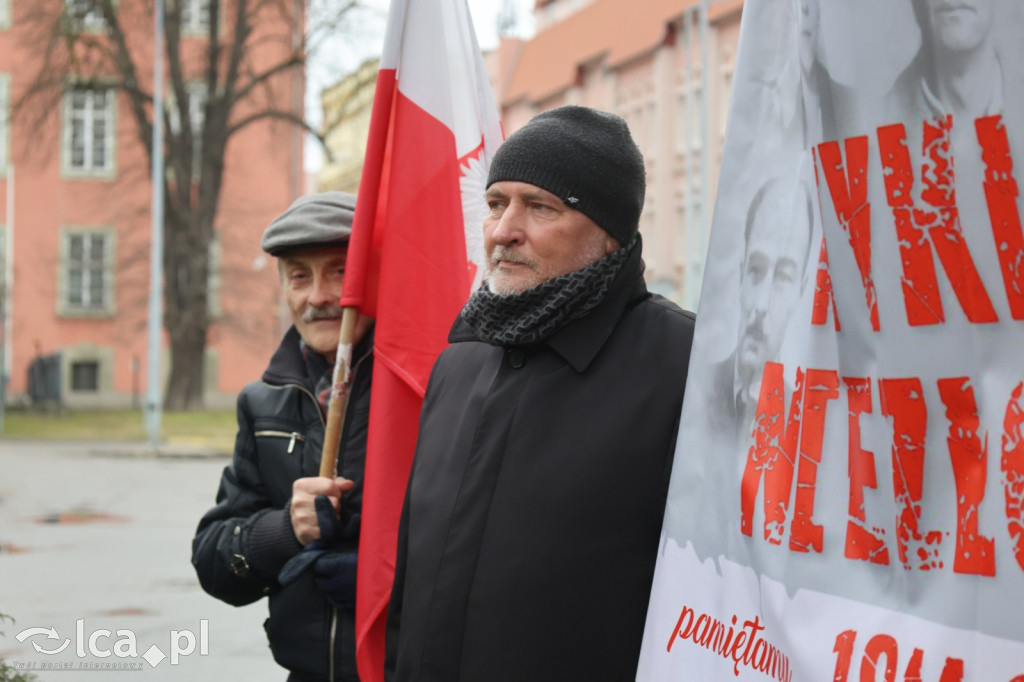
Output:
[[0, 439, 285, 680]]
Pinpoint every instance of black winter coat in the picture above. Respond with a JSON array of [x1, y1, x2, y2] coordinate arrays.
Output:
[[386, 245, 696, 682], [192, 326, 373, 681]]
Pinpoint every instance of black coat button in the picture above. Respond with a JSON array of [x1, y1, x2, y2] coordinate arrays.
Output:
[[505, 348, 526, 369]]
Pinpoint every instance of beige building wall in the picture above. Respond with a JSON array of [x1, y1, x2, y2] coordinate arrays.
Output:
[[318, 58, 379, 194]]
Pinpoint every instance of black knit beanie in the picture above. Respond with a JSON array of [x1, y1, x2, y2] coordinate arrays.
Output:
[[486, 105, 646, 246]]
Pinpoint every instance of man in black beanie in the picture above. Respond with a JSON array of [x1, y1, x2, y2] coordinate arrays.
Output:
[[385, 106, 697, 682]]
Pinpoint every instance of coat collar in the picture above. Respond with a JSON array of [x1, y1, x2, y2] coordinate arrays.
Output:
[[262, 324, 375, 387], [449, 236, 649, 373]]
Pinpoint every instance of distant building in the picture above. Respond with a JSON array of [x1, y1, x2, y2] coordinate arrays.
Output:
[[502, 0, 743, 307], [0, 0, 303, 409], [318, 58, 379, 194]]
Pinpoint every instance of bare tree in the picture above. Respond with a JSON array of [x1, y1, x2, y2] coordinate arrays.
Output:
[[14, 0, 365, 410]]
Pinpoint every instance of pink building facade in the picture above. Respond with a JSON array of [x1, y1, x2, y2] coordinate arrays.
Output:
[[0, 0, 302, 409]]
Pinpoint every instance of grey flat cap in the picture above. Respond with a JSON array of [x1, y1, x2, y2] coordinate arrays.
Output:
[[261, 191, 357, 256]]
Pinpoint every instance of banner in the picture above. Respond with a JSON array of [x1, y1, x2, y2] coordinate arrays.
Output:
[[341, 1, 503, 679], [640, 0, 1024, 679]]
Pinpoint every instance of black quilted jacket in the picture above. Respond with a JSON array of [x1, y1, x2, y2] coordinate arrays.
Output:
[[192, 325, 373, 681]]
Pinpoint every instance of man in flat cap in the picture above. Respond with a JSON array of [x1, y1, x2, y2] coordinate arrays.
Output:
[[385, 106, 696, 681], [193, 192, 372, 681]]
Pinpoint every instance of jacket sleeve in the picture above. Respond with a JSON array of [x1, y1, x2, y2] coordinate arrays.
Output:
[[191, 389, 300, 606]]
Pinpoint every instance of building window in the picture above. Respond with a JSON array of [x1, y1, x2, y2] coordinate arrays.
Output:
[[64, 0, 108, 32], [168, 81, 208, 180], [63, 87, 115, 177], [675, 83, 702, 154], [690, 82, 703, 152], [627, 103, 642, 153], [676, 90, 688, 154], [59, 228, 115, 317], [181, 0, 212, 34], [0, 0, 10, 30], [207, 231, 221, 318], [71, 360, 100, 392], [720, 66, 734, 139]]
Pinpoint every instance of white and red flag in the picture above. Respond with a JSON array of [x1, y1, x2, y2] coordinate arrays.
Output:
[[640, 0, 1024, 679], [340, 1, 503, 679]]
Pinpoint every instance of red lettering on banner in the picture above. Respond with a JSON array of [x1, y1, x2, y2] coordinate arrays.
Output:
[[878, 379, 944, 570], [833, 630, 857, 682], [844, 378, 890, 564], [877, 119, 998, 325], [741, 363, 802, 543], [667, 606, 792, 681], [904, 648, 925, 681], [862, 634, 899, 682], [832, 631, 967, 681], [1002, 383, 1024, 571], [813, 235, 842, 330], [976, 115, 1024, 319], [739, 364, 1024, 575], [937, 378, 995, 576], [877, 123, 942, 325], [939, 659, 964, 682], [790, 369, 839, 553], [818, 137, 880, 331]]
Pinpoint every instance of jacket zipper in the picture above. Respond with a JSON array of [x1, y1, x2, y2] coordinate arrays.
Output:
[[264, 343, 372, 680], [253, 430, 306, 454], [329, 608, 338, 681]]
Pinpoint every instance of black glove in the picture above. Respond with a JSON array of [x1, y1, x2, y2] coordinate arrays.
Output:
[[278, 495, 358, 611]]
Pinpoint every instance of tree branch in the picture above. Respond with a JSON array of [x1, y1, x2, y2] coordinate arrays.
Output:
[[227, 108, 329, 159]]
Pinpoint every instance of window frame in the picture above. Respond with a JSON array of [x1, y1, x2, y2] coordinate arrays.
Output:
[[61, 84, 118, 179], [63, 0, 109, 33], [166, 79, 208, 181], [57, 227, 117, 318], [70, 360, 101, 392], [180, 0, 213, 36]]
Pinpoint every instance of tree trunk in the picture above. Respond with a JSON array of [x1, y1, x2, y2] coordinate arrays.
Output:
[[162, 208, 211, 411], [165, 319, 207, 411]]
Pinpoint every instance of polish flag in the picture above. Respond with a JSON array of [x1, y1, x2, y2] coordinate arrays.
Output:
[[339, 1, 503, 679]]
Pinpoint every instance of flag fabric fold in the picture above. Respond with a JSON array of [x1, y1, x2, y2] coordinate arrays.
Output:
[[341, 2, 503, 679]]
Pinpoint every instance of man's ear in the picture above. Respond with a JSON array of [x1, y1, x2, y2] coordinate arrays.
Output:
[[603, 234, 621, 255]]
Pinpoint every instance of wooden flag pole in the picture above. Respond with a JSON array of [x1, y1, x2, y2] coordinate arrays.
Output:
[[319, 306, 359, 478]]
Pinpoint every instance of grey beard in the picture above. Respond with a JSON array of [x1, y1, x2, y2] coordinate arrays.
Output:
[[460, 236, 636, 346]]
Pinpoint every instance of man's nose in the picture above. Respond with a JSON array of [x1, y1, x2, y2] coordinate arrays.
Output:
[[308, 273, 337, 308], [488, 203, 526, 246], [752, 274, 773, 314]]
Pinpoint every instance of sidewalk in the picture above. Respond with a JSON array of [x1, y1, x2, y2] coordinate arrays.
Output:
[[0, 439, 283, 680]]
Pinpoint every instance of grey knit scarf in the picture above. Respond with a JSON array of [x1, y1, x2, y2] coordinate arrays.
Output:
[[461, 236, 635, 346]]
